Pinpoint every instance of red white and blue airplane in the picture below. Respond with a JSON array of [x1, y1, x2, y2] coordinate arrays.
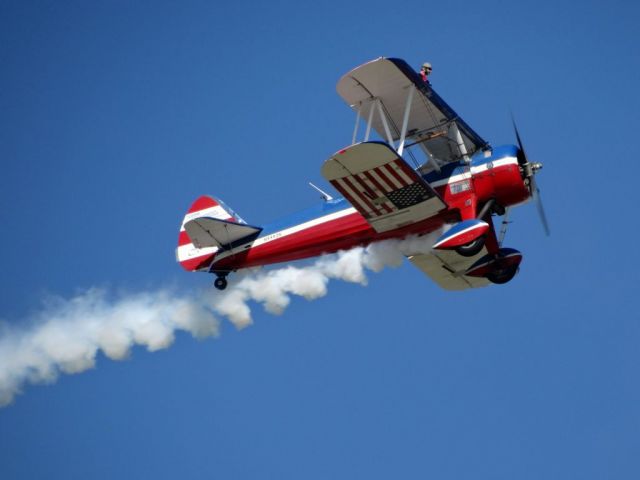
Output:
[[177, 57, 548, 291]]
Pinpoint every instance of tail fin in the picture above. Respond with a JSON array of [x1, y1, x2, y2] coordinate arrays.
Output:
[[176, 195, 245, 272]]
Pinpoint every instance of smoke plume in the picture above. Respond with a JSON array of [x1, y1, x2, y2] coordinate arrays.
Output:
[[0, 233, 438, 407]]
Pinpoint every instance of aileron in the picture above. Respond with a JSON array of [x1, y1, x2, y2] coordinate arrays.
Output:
[[409, 249, 491, 291]]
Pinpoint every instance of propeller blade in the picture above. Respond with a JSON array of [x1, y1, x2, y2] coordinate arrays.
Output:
[[512, 113, 549, 236], [511, 114, 528, 165], [530, 175, 550, 236]]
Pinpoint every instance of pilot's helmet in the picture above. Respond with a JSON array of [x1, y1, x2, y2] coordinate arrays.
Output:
[[422, 62, 432, 72]]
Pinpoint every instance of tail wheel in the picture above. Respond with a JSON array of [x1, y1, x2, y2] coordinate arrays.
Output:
[[486, 265, 519, 284], [214, 277, 228, 290], [455, 236, 485, 257]]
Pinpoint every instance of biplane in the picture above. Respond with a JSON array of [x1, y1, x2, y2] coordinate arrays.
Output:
[[176, 57, 548, 291]]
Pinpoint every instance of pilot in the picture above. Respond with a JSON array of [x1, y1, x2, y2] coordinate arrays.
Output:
[[420, 62, 432, 84]]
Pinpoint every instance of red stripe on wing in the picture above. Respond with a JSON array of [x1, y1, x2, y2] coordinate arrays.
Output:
[[342, 176, 382, 216], [381, 162, 409, 187], [367, 168, 394, 193], [351, 173, 377, 200], [362, 171, 397, 213], [352, 173, 393, 214], [393, 159, 420, 180], [330, 179, 372, 219]]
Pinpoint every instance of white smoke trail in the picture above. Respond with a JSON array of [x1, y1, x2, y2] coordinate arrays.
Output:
[[0, 233, 439, 407]]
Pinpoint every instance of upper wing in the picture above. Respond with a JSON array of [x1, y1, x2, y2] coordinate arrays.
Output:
[[337, 57, 489, 165], [321, 141, 446, 233]]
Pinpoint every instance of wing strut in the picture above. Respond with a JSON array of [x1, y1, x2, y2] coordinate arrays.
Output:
[[364, 100, 374, 141], [351, 106, 361, 145], [449, 121, 470, 163], [397, 86, 415, 156], [352, 86, 416, 157], [375, 99, 395, 146], [338, 58, 491, 165]]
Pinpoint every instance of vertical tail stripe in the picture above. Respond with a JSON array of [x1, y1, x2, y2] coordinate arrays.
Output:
[[187, 196, 218, 213], [178, 230, 192, 247]]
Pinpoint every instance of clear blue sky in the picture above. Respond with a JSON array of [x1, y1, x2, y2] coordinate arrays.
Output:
[[1, 0, 638, 478]]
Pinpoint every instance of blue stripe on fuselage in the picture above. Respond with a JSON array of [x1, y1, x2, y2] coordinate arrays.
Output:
[[422, 144, 519, 184], [258, 197, 352, 237], [256, 144, 519, 239], [474, 144, 519, 165]]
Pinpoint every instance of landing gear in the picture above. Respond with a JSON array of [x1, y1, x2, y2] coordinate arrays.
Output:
[[214, 276, 228, 290], [455, 236, 485, 257], [465, 247, 522, 286], [487, 264, 519, 284]]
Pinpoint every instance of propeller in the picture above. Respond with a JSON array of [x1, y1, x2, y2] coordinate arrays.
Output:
[[511, 116, 550, 236], [529, 174, 550, 236]]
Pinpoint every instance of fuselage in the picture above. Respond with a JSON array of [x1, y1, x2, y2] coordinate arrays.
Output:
[[210, 145, 529, 274]]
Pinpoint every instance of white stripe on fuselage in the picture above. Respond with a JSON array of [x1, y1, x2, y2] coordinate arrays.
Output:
[[214, 206, 358, 262], [432, 223, 487, 248], [211, 157, 518, 265], [429, 156, 518, 189], [176, 243, 218, 260]]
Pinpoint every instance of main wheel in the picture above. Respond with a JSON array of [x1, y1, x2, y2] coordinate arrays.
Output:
[[214, 277, 228, 290], [486, 265, 518, 284], [455, 236, 485, 257]]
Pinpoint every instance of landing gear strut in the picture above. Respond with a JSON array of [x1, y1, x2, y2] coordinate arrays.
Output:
[[214, 276, 228, 290]]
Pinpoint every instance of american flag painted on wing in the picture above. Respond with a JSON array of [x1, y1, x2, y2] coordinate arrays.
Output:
[[329, 159, 435, 219]]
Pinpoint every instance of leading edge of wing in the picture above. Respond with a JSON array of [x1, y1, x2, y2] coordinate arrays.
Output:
[[337, 57, 490, 155], [386, 58, 489, 152], [408, 249, 491, 291]]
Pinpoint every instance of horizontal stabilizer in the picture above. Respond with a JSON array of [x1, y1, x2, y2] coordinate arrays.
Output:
[[184, 217, 262, 249]]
